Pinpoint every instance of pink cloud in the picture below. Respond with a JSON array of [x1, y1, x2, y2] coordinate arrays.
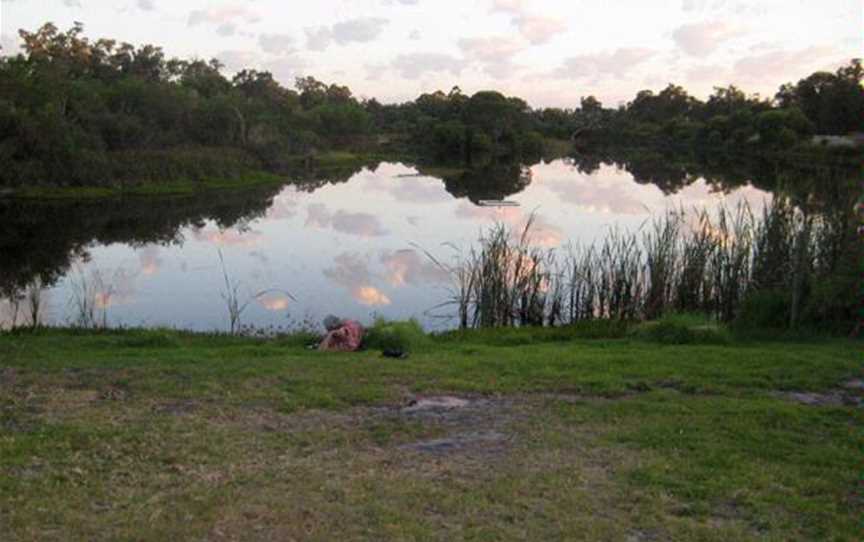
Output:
[[673, 21, 744, 57]]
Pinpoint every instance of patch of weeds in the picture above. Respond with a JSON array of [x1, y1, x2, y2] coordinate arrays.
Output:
[[116, 331, 181, 349], [365, 318, 430, 353], [733, 290, 790, 332], [633, 313, 730, 345], [273, 330, 321, 348], [436, 320, 630, 346]]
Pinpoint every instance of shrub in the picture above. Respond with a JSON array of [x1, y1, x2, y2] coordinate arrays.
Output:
[[364, 318, 429, 353], [733, 290, 790, 331], [634, 313, 729, 345], [117, 331, 181, 349]]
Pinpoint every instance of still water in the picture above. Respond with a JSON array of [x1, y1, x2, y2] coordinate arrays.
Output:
[[0, 159, 772, 331]]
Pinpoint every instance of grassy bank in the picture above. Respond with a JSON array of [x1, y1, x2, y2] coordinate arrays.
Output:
[[3, 172, 289, 200], [0, 150, 411, 200], [0, 327, 860, 540]]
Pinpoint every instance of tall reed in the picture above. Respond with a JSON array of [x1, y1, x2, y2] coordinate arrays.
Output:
[[433, 200, 849, 330]]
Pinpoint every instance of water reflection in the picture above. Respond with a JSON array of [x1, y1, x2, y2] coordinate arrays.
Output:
[[0, 153, 856, 331]]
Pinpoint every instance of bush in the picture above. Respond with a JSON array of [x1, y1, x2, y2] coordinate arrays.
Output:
[[733, 290, 790, 332], [635, 313, 729, 345], [274, 330, 322, 348], [117, 331, 181, 349], [364, 319, 429, 352], [436, 319, 631, 346]]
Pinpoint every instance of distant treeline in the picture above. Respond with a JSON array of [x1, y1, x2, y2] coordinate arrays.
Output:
[[0, 22, 862, 187]]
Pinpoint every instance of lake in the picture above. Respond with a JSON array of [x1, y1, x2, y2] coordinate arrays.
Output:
[[0, 155, 810, 332]]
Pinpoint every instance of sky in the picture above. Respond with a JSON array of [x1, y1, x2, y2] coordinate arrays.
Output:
[[0, 0, 861, 108]]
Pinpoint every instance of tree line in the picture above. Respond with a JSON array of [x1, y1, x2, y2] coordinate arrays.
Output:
[[0, 23, 861, 188]]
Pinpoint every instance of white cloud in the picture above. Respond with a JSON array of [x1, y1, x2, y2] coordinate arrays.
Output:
[[554, 48, 657, 80], [188, 5, 261, 28], [458, 37, 527, 79], [304, 27, 332, 52], [305, 204, 388, 237], [258, 33, 295, 55], [490, 0, 567, 45], [216, 50, 259, 72], [515, 15, 567, 45], [333, 17, 388, 43], [391, 52, 467, 79], [732, 46, 836, 84], [216, 23, 236, 37], [305, 17, 389, 51], [323, 253, 392, 307], [380, 249, 449, 287], [137, 0, 155, 11], [265, 55, 308, 84], [491, 0, 524, 15], [458, 36, 524, 62], [0, 34, 18, 56], [673, 21, 743, 57]]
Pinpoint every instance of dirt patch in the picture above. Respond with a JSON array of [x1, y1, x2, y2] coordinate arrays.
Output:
[[776, 377, 864, 407], [379, 395, 526, 461], [151, 400, 200, 416], [400, 430, 510, 455], [842, 379, 864, 391], [781, 385, 863, 407], [0, 367, 18, 386], [403, 396, 471, 411]]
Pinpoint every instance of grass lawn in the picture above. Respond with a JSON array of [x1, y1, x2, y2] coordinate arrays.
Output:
[[0, 328, 861, 541]]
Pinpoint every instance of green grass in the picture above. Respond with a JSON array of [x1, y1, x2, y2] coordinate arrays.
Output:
[[0, 327, 860, 540], [5, 172, 287, 200]]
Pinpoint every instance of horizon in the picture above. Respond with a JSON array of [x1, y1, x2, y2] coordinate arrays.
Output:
[[0, 0, 861, 108]]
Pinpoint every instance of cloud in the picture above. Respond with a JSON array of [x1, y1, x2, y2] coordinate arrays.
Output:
[[0, 35, 18, 56], [490, 0, 524, 15], [259, 33, 295, 55], [192, 227, 264, 248], [258, 294, 291, 311], [490, 0, 567, 45], [554, 48, 657, 80], [353, 286, 391, 306], [63, 0, 82, 7], [458, 36, 524, 62], [686, 63, 731, 83], [138, 246, 163, 277], [333, 18, 389, 44], [543, 169, 654, 215], [459, 36, 527, 79], [305, 204, 388, 237], [264, 55, 307, 83], [453, 204, 563, 247], [380, 249, 449, 287], [732, 46, 835, 84], [137, 0, 155, 11], [188, 5, 261, 29], [365, 175, 452, 203], [409, 29, 422, 40], [216, 23, 237, 37], [304, 27, 332, 52], [673, 21, 743, 57], [265, 191, 300, 220], [305, 17, 389, 51], [391, 52, 467, 79], [216, 50, 260, 72], [323, 253, 392, 306], [364, 62, 389, 81], [514, 15, 567, 45]]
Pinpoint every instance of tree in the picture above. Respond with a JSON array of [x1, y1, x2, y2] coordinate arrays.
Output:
[[775, 59, 864, 134]]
